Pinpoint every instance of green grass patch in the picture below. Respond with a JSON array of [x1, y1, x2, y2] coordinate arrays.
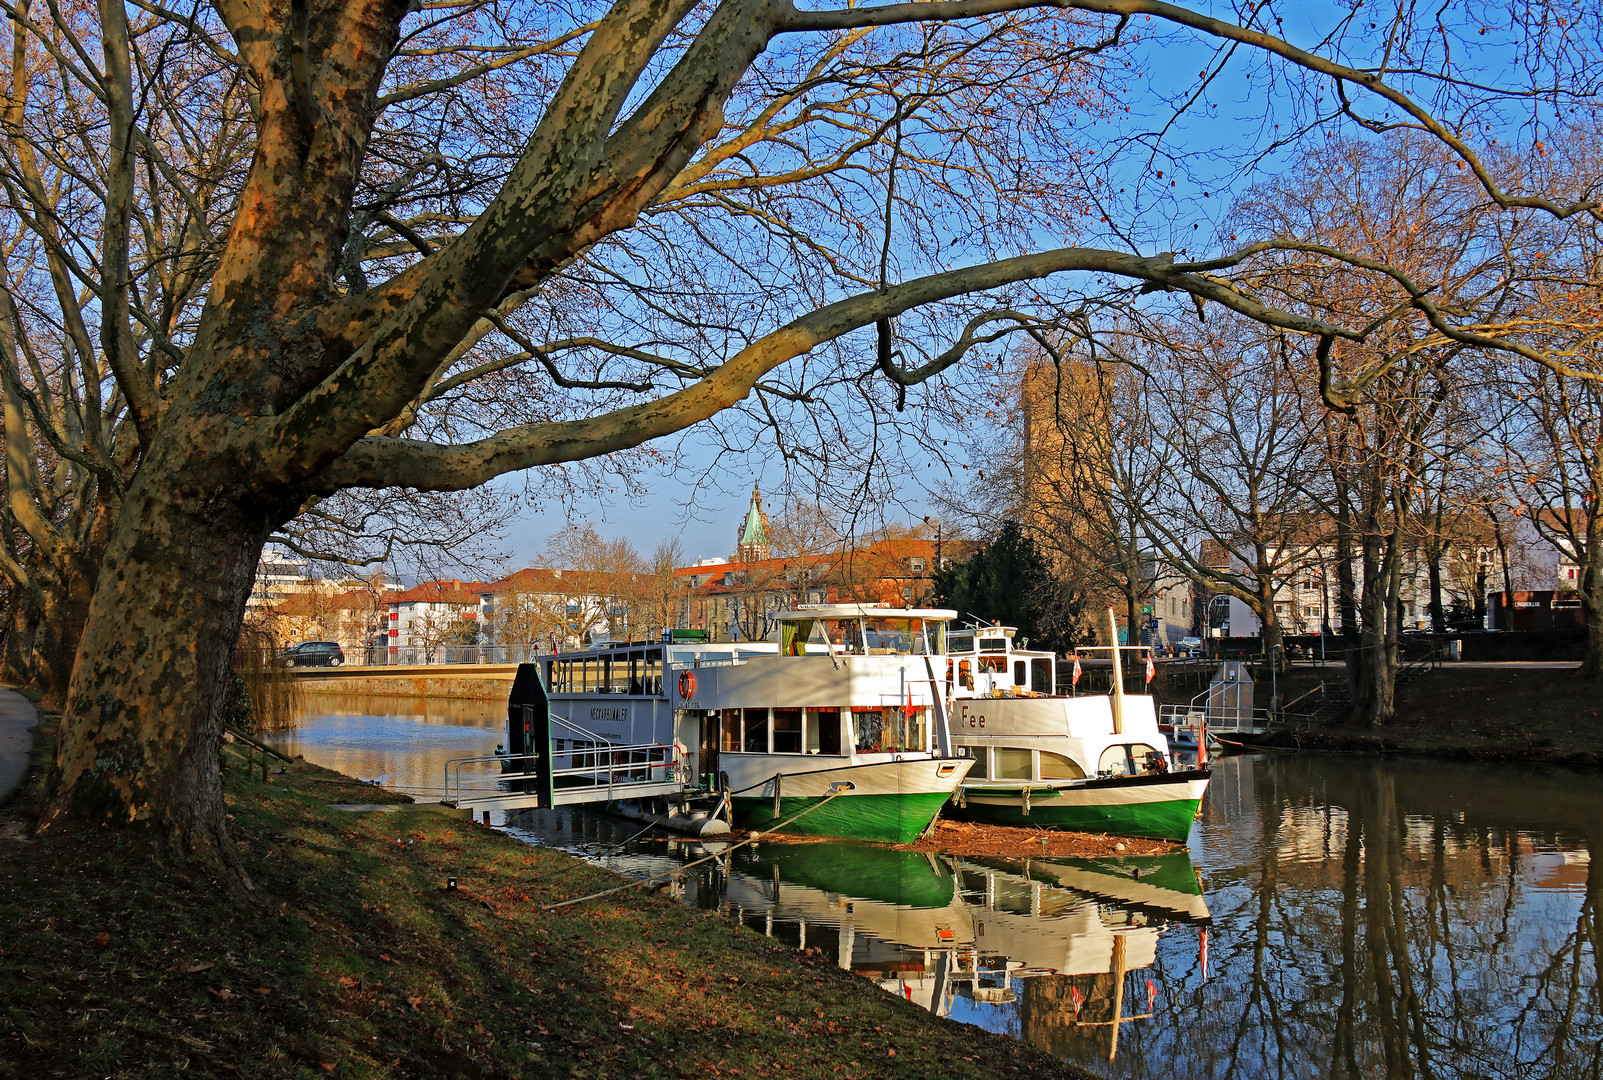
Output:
[[0, 719, 1092, 1079]]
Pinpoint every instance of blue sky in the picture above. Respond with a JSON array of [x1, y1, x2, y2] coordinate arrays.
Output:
[[500, 0, 1560, 568]]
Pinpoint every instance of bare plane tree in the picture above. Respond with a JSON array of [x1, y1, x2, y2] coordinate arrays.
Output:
[[0, 0, 1594, 864]]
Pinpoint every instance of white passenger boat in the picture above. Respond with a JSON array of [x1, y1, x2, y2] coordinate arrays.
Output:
[[941, 616, 1210, 842], [520, 606, 974, 844]]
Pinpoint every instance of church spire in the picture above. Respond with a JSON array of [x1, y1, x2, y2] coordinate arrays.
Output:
[[736, 483, 770, 562]]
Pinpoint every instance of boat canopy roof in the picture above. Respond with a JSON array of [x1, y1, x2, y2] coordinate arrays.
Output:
[[772, 605, 957, 622]]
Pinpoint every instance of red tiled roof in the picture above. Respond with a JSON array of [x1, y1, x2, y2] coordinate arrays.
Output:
[[272, 589, 382, 617], [388, 579, 491, 605]]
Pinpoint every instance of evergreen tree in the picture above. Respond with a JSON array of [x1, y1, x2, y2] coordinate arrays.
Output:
[[933, 521, 1086, 653]]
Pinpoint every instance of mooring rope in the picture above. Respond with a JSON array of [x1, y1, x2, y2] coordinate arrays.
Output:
[[484, 818, 662, 893]]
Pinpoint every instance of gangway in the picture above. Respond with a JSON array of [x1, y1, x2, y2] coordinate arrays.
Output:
[[444, 742, 688, 814], [441, 662, 691, 815]]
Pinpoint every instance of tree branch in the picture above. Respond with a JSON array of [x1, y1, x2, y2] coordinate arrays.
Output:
[[315, 245, 1350, 492]]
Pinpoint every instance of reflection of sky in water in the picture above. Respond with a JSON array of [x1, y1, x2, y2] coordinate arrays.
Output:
[[283, 693, 504, 800], [293, 694, 1602, 1079]]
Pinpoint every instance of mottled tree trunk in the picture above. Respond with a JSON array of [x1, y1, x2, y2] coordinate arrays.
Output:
[[28, 562, 99, 712], [1256, 575, 1283, 665], [1580, 562, 1603, 680], [0, 593, 33, 687], [0, 563, 85, 709], [37, 459, 281, 865], [1349, 534, 1400, 727]]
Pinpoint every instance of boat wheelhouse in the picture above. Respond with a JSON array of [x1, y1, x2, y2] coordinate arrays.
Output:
[[523, 605, 974, 844]]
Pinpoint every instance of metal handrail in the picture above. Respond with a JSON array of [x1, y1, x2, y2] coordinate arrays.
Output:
[[546, 711, 613, 748], [445, 742, 684, 806], [1279, 681, 1326, 715]]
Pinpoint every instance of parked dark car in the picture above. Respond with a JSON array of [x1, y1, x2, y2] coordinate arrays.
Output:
[[281, 641, 345, 667]]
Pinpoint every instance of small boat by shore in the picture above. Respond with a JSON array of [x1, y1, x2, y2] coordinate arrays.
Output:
[[940, 612, 1210, 842]]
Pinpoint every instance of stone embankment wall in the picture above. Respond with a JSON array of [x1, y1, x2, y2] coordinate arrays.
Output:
[[291, 664, 520, 701]]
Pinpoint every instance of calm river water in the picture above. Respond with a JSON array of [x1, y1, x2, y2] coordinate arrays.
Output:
[[286, 692, 1602, 1080]]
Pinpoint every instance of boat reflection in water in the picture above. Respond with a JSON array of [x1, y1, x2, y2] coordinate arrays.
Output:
[[723, 847, 1207, 1061], [514, 813, 1209, 1063]]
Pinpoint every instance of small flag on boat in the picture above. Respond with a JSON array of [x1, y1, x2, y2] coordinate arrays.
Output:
[[1145, 651, 1155, 684], [905, 684, 916, 718], [1071, 654, 1082, 686]]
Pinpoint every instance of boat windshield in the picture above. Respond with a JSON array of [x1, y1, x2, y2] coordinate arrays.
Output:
[[832, 617, 939, 656]]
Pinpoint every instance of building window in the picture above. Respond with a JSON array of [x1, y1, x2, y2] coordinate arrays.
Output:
[[910, 558, 926, 573]]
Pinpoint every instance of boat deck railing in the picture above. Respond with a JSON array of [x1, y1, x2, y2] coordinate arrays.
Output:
[[1157, 703, 1272, 736], [444, 742, 688, 814]]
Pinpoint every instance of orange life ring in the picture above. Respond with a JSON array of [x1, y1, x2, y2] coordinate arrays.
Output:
[[678, 669, 698, 699]]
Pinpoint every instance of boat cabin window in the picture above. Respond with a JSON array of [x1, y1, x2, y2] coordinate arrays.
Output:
[[995, 748, 1032, 780], [805, 707, 842, 755], [979, 637, 1007, 652], [719, 709, 742, 752], [1031, 658, 1053, 693], [1039, 752, 1085, 780], [772, 707, 803, 754], [893, 707, 927, 754], [850, 705, 926, 753], [1013, 660, 1027, 686], [864, 628, 913, 654], [852, 706, 884, 753], [781, 619, 830, 656], [974, 656, 1007, 693], [743, 707, 770, 753], [958, 659, 973, 690], [1098, 743, 1161, 777], [644, 649, 663, 695], [947, 631, 974, 654]]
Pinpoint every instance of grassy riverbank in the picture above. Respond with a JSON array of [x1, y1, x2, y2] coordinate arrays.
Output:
[[1265, 666, 1603, 765], [0, 718, 1091, 1080]]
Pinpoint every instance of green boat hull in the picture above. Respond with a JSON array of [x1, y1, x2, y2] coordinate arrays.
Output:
[[731, 789, 954, 844], [953, 772, 1208, 842], [954, 796, 1200, 841], [746, 844, 957, 908]]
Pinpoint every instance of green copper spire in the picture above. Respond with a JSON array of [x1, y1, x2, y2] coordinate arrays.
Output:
[[740, 494, 767, 545], [736, 484, 770, 561]]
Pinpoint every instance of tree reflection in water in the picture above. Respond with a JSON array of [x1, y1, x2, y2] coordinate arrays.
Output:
[[504, 754, 1599, 1080], [1123, 756, 1602, 1080]]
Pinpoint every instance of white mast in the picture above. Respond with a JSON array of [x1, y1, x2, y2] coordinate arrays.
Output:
[[1107, 606, 1124, 735]]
